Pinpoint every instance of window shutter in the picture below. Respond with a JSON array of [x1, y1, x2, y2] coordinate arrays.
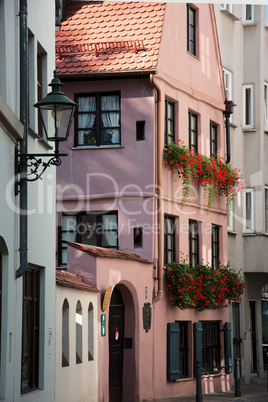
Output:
[[193, 322, 203, 376], [167, 322, 180, 381], [224, 322, 232, 374]]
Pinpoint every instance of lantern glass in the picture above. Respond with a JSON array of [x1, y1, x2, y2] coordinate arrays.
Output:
[[38, 103, 75, 142]]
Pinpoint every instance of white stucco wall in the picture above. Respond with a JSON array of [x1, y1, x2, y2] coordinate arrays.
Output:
[[55, 285, 98, 402]]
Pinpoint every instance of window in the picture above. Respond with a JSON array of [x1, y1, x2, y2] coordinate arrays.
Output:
[[178, 321, 189, 378], [243, 84, 254, 129], [62, 299, 69, 367], [227, 201, 234, 232], [134, 227, 143, 249], [220, 4, 234, 14], [164, 216, 176, 265], [21, 265, 40, 393], [210, 122, 218, 159], [187, 4, 197, 56], [264, 83, 268, 130], [265, 187, 268, 233], [243, 4, 255, 24], [189, 220, 199, 267], [58, 212, 118, 265], [266, 6, 268, 27], [223, 68, 233, 122], [188, 111, 198, 153], [76, 301, 83, 364], [211, 225, 220, 270], [75, 93, 120, 146], [165, 99, 175, 145], [136, 121, 145, 141], [201, 321, 221, 375], [243, 188, 254, 233], [88, 303, 94, 361], [37, 46, 44, 137]]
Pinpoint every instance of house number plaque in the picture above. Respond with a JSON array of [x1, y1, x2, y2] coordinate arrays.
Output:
[[143, 302, 151, 332]]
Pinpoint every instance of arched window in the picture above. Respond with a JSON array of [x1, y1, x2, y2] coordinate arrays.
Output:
[[62, 299, 69, 367], [76, 301, 82, 364], [88, 302, 94, 361]]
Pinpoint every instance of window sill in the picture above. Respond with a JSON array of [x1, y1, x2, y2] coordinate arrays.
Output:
[[220, 9, 239, 21], [28, 127, 53, 150], [243, 232, 255, 236], [242, 22, 257, 27], [202, 372, 225, 378], [175, 377, 194, 383], [242, 128, 257, 133], [229, 122, 238, 128], [71, 145, 124, 150], [186, 51, 200, 62], [228, 231, 238, 236]]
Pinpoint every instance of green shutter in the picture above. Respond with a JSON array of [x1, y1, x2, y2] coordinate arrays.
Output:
[[224, 322, 232, 374], [193, 322, 203, 376], [167, 322, 180, 381]]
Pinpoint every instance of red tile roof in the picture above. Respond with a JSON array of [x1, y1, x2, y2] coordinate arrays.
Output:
[[56, 1, 166, 75], [56, 269, 100, 292], [66, 241, 152, 264]]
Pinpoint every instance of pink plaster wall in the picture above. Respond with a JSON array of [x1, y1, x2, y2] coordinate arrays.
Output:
[[58, 3, 231, 400]]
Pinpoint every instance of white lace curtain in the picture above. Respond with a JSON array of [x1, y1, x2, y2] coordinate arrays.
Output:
[[78, 97, 96, 144], [101, 95, 120, 143]]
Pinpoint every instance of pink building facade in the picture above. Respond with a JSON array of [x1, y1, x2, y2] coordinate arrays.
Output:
[[56, 2, 232, 400]]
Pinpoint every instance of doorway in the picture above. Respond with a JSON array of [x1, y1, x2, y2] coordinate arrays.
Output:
[[109, 287, 125, 402]]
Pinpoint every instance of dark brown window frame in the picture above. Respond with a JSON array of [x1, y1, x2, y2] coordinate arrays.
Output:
[[21, 264, 40, 394], [212, 224, 220, 270], [164, 99, 175, 146], [201, 321, 221, 375], [210, 122, 218, 159], [188, 111, 198, 153], [164, 215, 176, 265], [74, 92, 121, 147], [189, 219, 199, 267], [187, 4, 197, 56]]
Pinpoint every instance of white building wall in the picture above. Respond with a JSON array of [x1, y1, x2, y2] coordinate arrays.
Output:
[[0, 1, 57, 401], [55, 286, 98, 402]]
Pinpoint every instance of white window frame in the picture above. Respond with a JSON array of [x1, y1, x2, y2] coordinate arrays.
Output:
[[243, 188, 255, 233], [220, 4, 234, 14], [243, 84, 254, 129], [243, 4, 255, 24], [227, 201, 234, 232], [264, 83, 268, 131]]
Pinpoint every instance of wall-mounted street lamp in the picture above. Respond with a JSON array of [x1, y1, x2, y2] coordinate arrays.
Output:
[[15, 70, 76, 194]]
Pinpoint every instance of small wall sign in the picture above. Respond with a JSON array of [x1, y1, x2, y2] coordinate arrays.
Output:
[[143, 302, 152, 333], [102, 285, 113, 312], [101, 314, 106, 336]]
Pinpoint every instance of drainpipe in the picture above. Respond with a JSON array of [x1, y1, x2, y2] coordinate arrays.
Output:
[[150, 75, 163, 302], [224, 100, 235, 164], [16, 0, 28, 279]]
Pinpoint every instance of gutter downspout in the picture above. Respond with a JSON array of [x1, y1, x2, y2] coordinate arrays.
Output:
[[224, 100, 235, 164], [150, 74, 163, 302], [16, 0, 28, 279]]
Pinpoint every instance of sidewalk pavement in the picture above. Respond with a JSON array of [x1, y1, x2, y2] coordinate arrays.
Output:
[[154, 379, 268, 401]]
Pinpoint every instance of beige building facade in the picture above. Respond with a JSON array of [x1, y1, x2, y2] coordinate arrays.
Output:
[[215, 3, 268, 383]]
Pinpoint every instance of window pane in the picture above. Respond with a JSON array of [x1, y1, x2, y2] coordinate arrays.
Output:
[[78, 97, 96, 112], [101, 231, 117, 247], [245, 88, 252, 125], [246, 5, 252, 20], [246, 192, 252, 230], [62, 216, 77, 231], [265, 188, 268, 233]]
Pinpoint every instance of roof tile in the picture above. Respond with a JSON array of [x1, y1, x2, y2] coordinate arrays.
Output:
[[56, 1, 165, 75], [56, 270, 100, 293], [66, 241, 152, 264]]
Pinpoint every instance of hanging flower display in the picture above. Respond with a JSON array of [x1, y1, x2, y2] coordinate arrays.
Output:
[[163, 141, 244, 211], [166, 261, 246, 311]]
